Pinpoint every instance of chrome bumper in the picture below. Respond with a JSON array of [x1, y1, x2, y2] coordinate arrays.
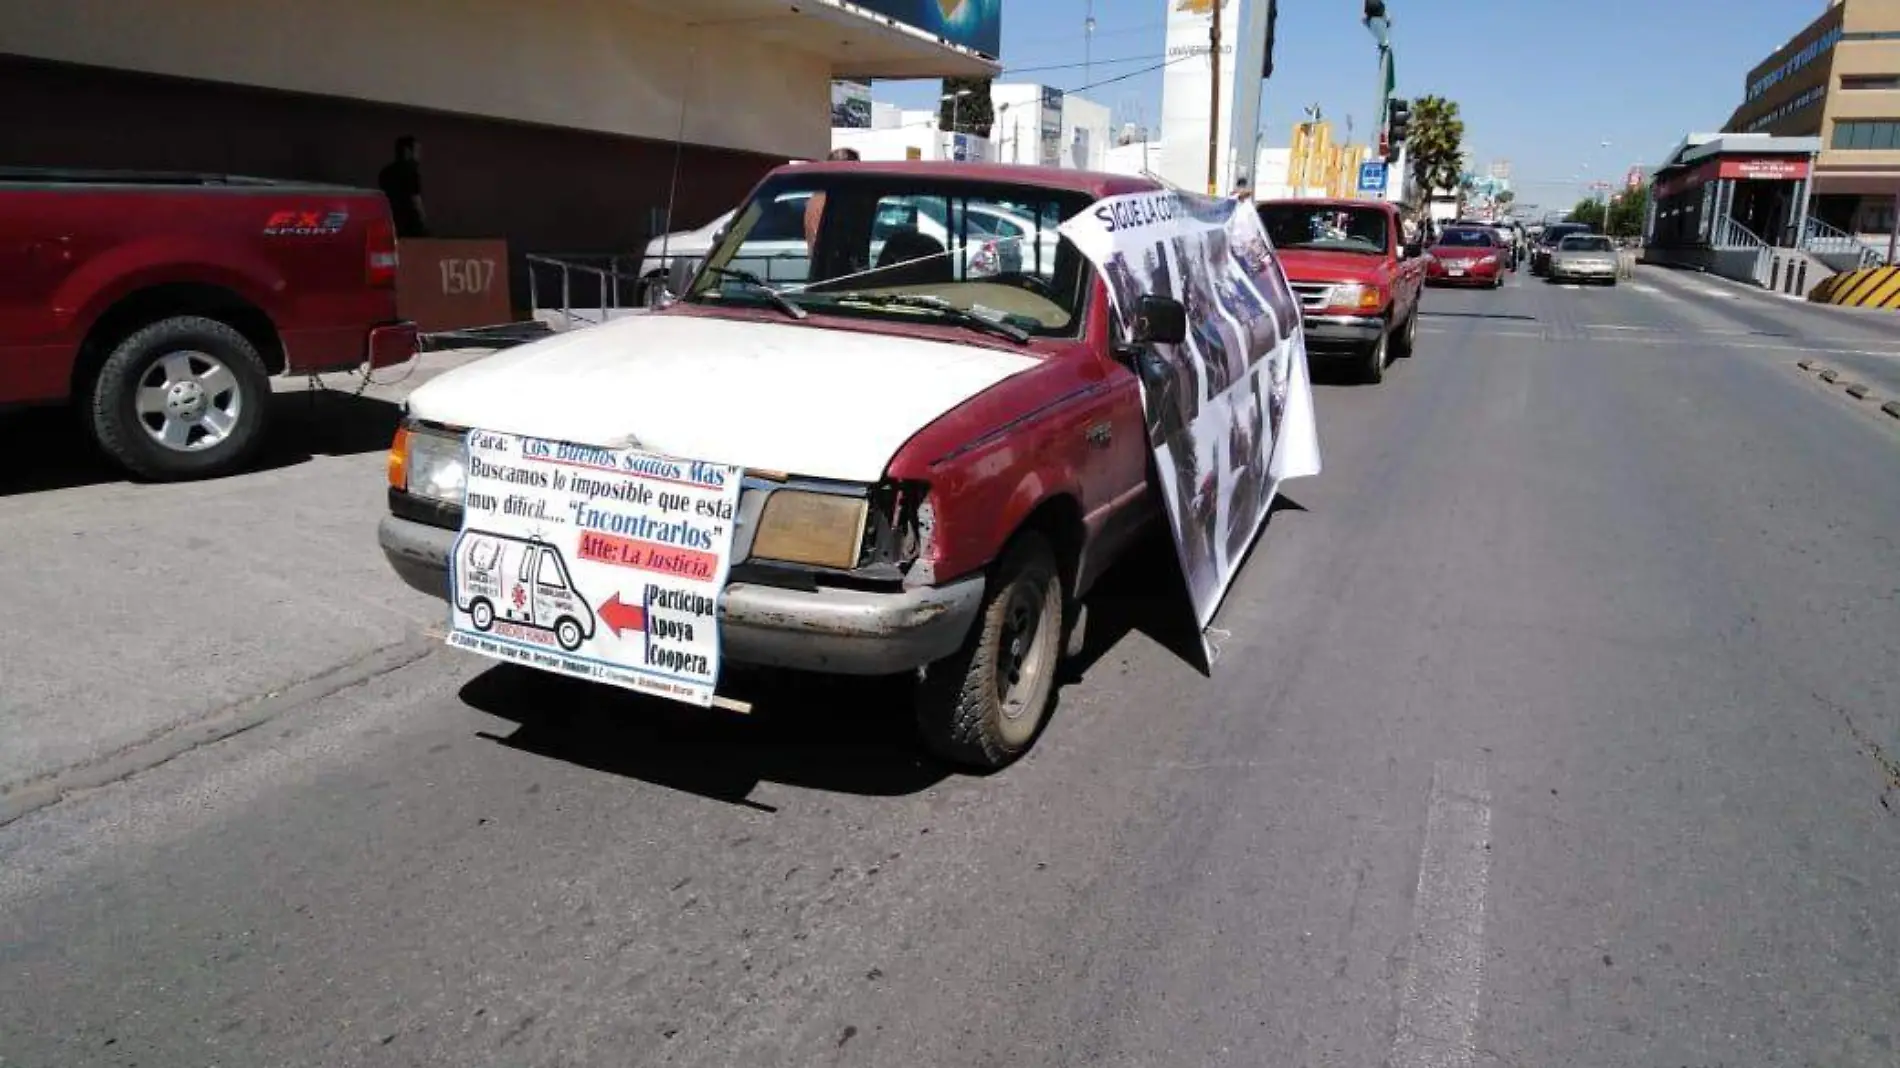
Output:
[[1302, 314, 1385, 349], [379, 514, 985, 676]]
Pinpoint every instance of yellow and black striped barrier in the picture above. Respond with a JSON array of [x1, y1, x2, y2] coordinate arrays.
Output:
[[1809, 265, 1900, 309]]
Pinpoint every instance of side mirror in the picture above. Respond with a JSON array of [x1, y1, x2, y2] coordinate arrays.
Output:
[[653, 256, 699, 306], [1129, 294, 1187, 346]]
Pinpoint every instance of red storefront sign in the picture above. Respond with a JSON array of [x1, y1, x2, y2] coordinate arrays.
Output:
[[1718, 157, 1810, 180]]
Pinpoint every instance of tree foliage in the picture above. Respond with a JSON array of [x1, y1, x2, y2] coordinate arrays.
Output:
[[1569, 198, 1606, 229], [1607, 184, 1649, 237], [1406, 96, 1465, 198], [939, 77, 995, 136]]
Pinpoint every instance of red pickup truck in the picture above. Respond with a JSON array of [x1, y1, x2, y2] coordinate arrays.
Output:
[[1255, 197, 1425, 384], [0, 169, 417, 480]]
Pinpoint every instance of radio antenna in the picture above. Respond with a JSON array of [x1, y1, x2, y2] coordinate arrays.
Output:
[[655, 33, 697, 303]]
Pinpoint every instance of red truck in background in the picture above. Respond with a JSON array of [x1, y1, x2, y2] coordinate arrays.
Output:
[[0, 169, 417, 480], [1255, 198, 1425, 385]]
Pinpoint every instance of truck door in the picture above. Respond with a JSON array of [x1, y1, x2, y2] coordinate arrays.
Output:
[[503, 541, 534, 623], [0, 191, 86, 402]]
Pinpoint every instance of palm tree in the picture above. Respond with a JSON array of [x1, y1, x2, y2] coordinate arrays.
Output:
[[1406, 96, 1466, 203]]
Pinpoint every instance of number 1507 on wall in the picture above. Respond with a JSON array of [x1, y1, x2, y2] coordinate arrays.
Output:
[[440, 258, 497, 296]]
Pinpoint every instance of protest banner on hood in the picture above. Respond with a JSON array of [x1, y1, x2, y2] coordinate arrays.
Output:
[[1059, 192, 1321, 649]]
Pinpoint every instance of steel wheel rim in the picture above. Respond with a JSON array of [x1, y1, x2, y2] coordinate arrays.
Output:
[[994, 578, 1056, 742], [135, 350, 243, 453]]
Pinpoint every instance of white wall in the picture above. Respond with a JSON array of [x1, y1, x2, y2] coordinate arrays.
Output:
[[989, 83, 1112, 170], [0, 0, 833, 158]]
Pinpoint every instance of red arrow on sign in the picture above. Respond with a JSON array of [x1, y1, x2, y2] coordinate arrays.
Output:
[[598, 593, 647, 638]]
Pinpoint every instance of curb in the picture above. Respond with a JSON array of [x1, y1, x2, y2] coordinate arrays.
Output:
[[1845, 382, 1872, 399], [1885, 401, 1900, 420], [1819, 368, 1839, 383]]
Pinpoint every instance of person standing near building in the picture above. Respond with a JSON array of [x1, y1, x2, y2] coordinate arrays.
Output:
[[803, 146, 860, 251], [378, 135, 429, 239]]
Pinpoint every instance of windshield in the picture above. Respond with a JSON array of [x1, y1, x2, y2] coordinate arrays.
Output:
[[1560, 235, 1615, 253], [1257, 204, 1390, 255], [1541, 226, 1589, 245], [683, 173, 1092, 336], [1435, 228, 1496, 248]]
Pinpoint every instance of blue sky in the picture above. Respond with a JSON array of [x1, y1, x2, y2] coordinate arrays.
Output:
[[874, 0, 1811, 213]]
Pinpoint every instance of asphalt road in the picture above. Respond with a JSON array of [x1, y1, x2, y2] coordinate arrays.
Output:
[[2, 269, 1898, 1068]]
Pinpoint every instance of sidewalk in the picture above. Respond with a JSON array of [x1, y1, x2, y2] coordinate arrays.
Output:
[[0, 347, 496, 821]]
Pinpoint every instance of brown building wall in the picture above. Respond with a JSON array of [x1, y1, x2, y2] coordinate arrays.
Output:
[[0, 54, 788, 312]]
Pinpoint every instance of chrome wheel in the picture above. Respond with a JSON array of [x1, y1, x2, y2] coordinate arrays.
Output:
[[135, 351, 243, 453]]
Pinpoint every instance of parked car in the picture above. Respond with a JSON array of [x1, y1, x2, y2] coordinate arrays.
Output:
[[1547, 233, 1621, 286], [637, 193, 1060, 298], [384, 161, 1200, 769], [1425, 226, 1508, 288], [0, 168, 416, 479], [1529, 222, 1595, 276], [1255, 197, 1426, 384]]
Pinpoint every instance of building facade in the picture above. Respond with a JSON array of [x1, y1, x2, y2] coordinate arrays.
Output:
[[1723, 0, 1900, 247], [1, 0, 998, 307]]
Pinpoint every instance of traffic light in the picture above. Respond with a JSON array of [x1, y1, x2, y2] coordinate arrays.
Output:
[[1262, 0, 1279, 79], [1385, 97, 1411, 160], [1364, 0, 1387, 19]]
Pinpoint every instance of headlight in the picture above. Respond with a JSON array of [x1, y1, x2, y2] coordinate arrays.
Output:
[[389, 424, 467, 505], [750, 490, 868, 570], [1479, 255, 1499, 266], [1327, 283, 1384, 311]]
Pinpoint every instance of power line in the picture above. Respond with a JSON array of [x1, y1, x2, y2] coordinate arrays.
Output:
[[1054, 51, 1202, 97], [1003, 53, 1166, 76]]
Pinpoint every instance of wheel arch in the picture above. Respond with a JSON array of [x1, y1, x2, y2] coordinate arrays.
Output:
[[70, 283, 285, 404]]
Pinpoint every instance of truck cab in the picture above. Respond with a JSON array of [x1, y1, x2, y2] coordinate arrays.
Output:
[[1255, 198, 1424, 384]]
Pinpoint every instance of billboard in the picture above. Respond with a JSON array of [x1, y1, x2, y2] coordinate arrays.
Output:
[[1040, 86, 1065, 167], [848, 0, 1003, 58], [830, 80, 872, 129], [1159, 0, 1239, 193]]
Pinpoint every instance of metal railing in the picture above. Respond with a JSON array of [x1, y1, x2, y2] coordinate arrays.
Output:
[[1712, 215, 1772, 286], [1802, 216, 1889, 269], [525, 253, 652, 332]]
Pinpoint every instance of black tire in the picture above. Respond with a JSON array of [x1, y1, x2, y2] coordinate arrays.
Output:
[[1362, 329, 1389, 384], [555, 617, 585, 652], [89, 315, 272, 481], [1392, 307, 1418, 359], [915, 532, 1065, 770], [470, 598, 496, 632]]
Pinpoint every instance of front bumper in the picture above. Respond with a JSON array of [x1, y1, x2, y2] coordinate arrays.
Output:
[[1302, 314, 1385, 352], [379, 514, 985, 676], [1550, 261, 1618, 280]]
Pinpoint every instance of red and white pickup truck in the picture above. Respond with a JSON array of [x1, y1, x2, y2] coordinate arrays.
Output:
[[1255, 198, 1425, 384], [0, 169, 417, 479]]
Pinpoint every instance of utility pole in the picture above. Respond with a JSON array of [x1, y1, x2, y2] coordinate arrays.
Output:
[[1084, 0, 1096, 91], [1206, 0, 1223, 194]]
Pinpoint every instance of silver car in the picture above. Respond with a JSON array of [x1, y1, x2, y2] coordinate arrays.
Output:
[[1547, 234, 1620, 286]]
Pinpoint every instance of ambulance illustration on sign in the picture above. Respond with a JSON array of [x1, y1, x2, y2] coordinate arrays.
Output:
[[453, 531, 597, 652]]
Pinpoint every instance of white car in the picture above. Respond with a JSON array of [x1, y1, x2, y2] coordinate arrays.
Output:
[[639, 193, 1058, 293]]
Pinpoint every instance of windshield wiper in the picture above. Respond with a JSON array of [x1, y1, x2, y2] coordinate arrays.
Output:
[[822, 292, 1031, 344], [701, 266, 808, 320]]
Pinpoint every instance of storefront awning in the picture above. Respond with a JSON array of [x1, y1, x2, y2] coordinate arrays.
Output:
[[622, 0, 1001, 79]]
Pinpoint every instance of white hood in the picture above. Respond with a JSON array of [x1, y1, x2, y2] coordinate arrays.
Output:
[[406, 314, 1040, 482]]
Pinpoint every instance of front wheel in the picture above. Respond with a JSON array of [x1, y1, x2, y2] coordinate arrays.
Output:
[[1361, 329, 1389, 384], [555, 617, 585, 652], [915, 532, 1065, 770], [1392, 307, 1418, 359]]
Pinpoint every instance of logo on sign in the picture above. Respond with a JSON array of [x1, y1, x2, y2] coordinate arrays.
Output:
[[263, 209, 349, 236], [1357, 161, 1387, 193]]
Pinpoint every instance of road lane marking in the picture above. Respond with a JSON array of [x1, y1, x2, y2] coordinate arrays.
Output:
[[1388, 760, 1493, 1068]]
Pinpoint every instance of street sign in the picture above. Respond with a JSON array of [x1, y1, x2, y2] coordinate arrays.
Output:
[[1357, 159, 1388, 194]]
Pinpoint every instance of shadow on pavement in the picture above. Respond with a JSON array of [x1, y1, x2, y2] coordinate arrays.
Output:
[[459, 518, 1257, 806], [0, 387, 402, 497], [459, 664, 949, 810]]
